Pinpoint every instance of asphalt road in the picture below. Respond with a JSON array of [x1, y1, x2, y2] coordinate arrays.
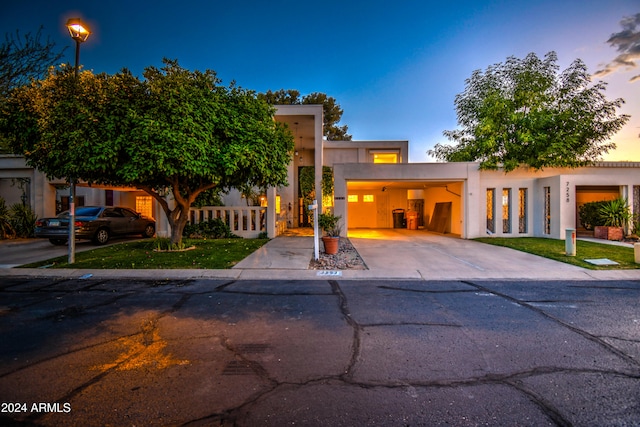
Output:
[[0, 277, 639, 426]]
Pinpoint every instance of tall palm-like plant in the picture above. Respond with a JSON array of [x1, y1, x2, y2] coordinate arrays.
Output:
[[598, 198, 631, 229]]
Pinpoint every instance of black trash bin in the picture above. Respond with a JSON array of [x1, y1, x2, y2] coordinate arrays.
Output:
[[392, 209, 405, 228]]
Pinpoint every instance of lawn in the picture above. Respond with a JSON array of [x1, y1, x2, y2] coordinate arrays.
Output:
[[21, 238, 269, 269], [475, 237, 639, 270]]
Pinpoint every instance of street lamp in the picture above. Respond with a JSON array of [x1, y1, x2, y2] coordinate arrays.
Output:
[[65, 18, 90, 264]]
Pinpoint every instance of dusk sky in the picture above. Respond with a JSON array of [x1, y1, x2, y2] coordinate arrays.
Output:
[[2, 1, 639, 162]]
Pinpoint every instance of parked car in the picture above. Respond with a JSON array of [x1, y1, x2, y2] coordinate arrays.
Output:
[[35, 206, 156, 245]]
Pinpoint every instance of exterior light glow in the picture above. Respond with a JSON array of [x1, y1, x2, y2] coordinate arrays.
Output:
[[66, 19, 90, 42]]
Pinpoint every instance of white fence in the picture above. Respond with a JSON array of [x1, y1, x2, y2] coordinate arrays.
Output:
[[189, 206, 267, 238]]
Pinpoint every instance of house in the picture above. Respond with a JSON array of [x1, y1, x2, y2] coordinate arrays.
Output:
[[1, 103, 638, 241]]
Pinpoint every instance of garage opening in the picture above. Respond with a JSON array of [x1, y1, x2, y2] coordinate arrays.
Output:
[[346, 180, 464, 237]]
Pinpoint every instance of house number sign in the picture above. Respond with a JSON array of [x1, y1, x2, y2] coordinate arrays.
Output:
[[565, 182, 570, 203]]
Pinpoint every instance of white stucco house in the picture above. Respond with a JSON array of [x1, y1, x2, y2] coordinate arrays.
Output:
[[1, 103, 639, 241]]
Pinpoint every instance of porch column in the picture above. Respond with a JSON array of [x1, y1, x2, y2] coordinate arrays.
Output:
[[267, 186, 277, 238]]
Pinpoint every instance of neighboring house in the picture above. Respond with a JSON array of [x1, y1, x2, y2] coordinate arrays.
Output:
[[1, 103, 639, 240]]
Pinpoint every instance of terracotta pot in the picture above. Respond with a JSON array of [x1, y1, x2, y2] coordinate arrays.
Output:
[[594, 226, 624, 241], [322, 236, 340, 255]]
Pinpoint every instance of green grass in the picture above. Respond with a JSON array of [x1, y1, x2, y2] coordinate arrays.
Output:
[[475, 237, 639, 270], [21, 238, 269, 269]]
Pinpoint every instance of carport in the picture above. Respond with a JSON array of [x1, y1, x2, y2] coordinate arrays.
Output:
[[332, 162, 478, 239], [345, 180, 463, 235]]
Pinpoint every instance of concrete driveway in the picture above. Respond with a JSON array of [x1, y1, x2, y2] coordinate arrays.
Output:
[[348, 229, 605, 280]]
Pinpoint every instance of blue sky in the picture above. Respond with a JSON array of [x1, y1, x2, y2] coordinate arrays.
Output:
[[2, 0, 639, 162]]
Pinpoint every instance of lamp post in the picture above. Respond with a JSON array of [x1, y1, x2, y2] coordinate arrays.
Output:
[[65, 18, 90, 264]]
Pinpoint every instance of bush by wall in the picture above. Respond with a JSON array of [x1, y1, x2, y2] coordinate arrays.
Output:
[[578, 201, 608, 230], [183, 218, 238, 239]]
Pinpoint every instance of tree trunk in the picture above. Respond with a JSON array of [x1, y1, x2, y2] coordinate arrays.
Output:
[[168, 204, 190, 247]]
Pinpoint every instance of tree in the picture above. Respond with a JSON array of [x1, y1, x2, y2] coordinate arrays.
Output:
[[0, 28, 66, 152], [258, 89, 352, 140], [1, 59, 294, 246], [428, 52, 630, 172]]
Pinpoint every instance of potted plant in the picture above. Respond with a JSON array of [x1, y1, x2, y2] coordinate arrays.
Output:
[[318, 212, 341, 255], [595, 198, 631, 241]]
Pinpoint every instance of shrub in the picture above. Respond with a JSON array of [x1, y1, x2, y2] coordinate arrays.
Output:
[[183, 218, 237, 239], [578, 201, 607, 230], [598, 198, 631, 228], [9, 203, 37, 238], [0, 197, 15, 239]]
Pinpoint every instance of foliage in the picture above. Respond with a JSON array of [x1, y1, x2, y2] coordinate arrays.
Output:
[[21, 238, 269, 269], [9, 202, 37, 238], [631, 213, 640, 236], [598, 198, 631, 228], [0, 28, 66, 153], [192, 189, 224, 208], [299, 166, 334, 225], [429, 52, 630, 172], [0, 197, 15, 239], [258, 89, 351, 140], [1, 59, 294, 246], [578, 201, 608, 230], [0, 28, 66, 96], [183, 218, 237, 239], [318, 212, 342, 237], [475, 237, 638, 270]]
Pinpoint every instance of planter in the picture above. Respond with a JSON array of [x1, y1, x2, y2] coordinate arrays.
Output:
[[594, 226, 624, 241], [322, 236, 340, 255]]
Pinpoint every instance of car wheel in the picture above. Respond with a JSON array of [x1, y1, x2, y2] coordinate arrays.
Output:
[[93, 228, 110, 245], [49, 238, 67, 246], [142, 224, 155, 238]]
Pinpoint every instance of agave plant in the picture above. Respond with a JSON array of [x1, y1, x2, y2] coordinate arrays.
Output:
[[598, 198, 631, 228], [9, 203, 37, 238], [0, 197, 16, 239]]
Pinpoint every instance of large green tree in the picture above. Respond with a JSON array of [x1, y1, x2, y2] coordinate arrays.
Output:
[[0, 28, 66, 152], [2, 59, 294, 245], [428, 52, 630, 172], [258, 89, 352, 140]]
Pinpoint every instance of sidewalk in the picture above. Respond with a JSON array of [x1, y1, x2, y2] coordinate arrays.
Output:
[[1, 231, 639, 281]]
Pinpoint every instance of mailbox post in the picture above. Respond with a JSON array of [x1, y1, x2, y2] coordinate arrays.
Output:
[[309, 200, 319, 261], [565, 228, 576, 256]]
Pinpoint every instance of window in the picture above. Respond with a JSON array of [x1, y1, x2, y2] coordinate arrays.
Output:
[[105, 189, 114, 206], [363, 194, 374, 202], [371, 151, 399, 163], [544, 187, 551, 235], [486, 189, 495, 234], [518, 188, 528, 233], [502, 188, 511, 233], [136, 196, 153, 219], [348, 195, 359, 202]]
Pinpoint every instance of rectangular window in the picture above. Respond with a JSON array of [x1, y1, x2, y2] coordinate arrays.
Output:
[[136, 196, 153, 219], [544, 187, 551, 235], [518, 188, 528, 234], [486, 188, 495, 234], [371, 151, 399, 163], [348, 195, 358, 203], [502, 188, 511, 233], [363, 194, 374, 202], [105, 190, 114, 206]]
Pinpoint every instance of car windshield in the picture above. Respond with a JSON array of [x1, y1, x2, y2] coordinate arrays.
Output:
[[57, 207, 102, 218]]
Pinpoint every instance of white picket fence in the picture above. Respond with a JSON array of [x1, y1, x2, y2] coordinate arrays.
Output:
[[189, 206, 267, 238]]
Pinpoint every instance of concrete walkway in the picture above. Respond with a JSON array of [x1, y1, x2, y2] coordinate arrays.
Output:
[[1, 230, 639, 281]]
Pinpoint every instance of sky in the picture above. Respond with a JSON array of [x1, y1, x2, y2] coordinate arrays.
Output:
[[1, 0, 639, 162]]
